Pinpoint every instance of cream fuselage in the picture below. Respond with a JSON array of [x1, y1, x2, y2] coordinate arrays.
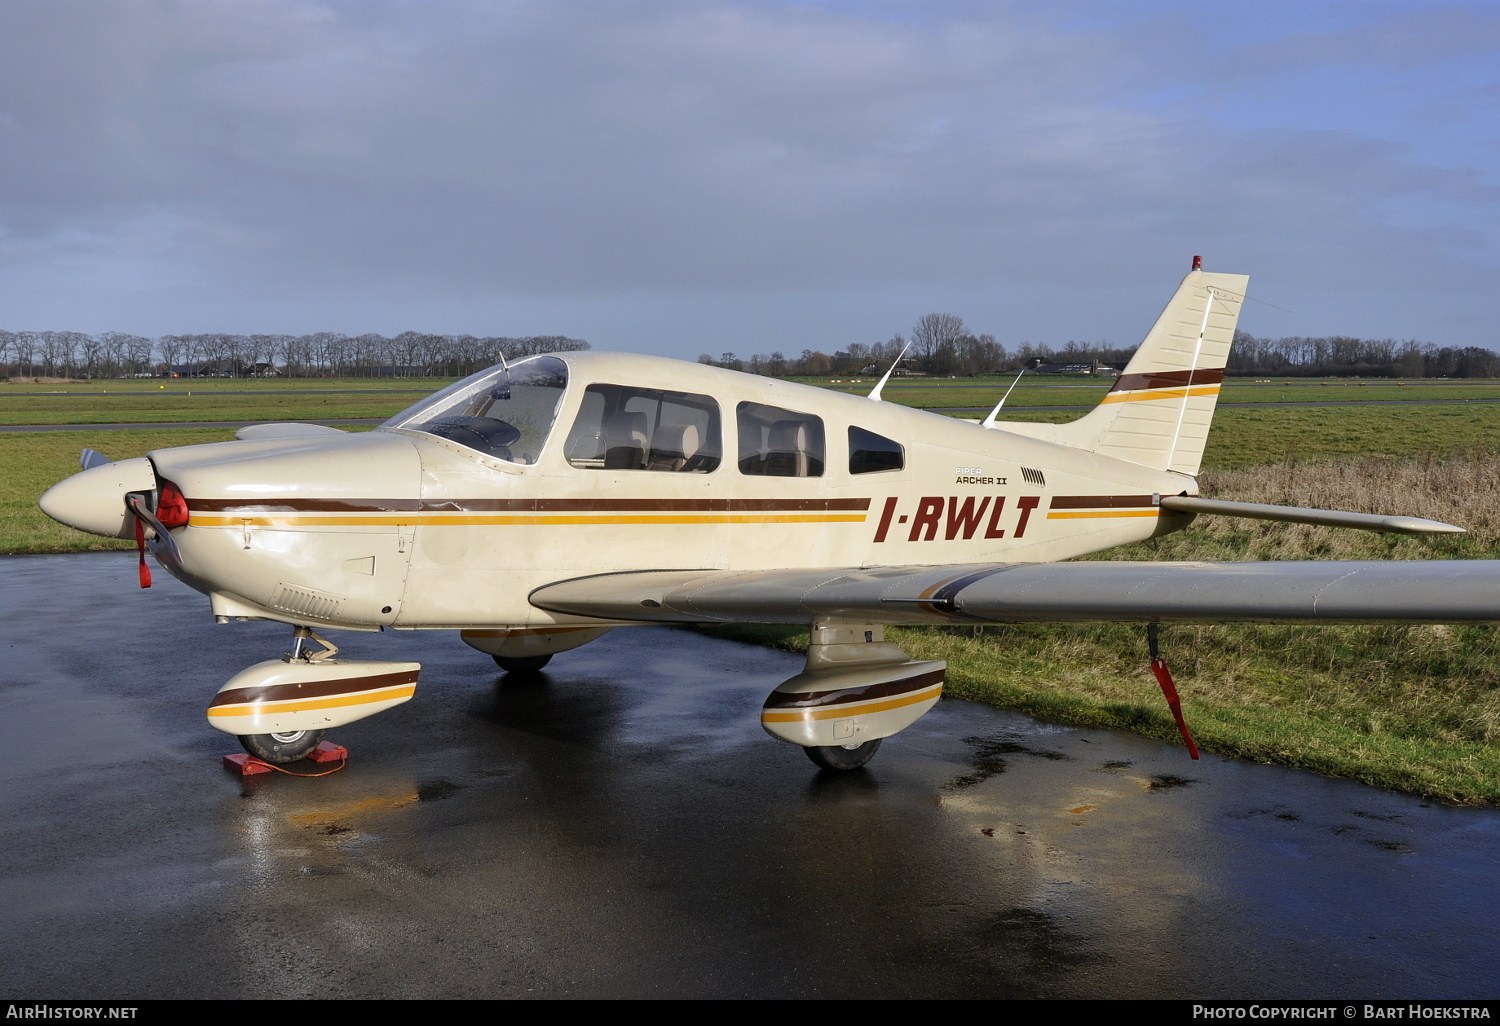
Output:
[[148, 352, 1198, 631]]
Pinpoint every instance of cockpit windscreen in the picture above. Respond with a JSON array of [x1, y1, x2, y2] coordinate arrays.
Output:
[[383, 356, 568, 464]]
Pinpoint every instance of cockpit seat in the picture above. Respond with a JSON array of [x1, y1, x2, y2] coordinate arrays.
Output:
[[603, 411, 649, 470], [764, 419, 812, 477], [647, 423, 700, 472]]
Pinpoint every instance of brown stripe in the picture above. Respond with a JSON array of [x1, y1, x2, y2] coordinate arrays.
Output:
[[208, 669, 419, 707], [1049, 494, 1159, 510], [190, 498, 421, 512], [1109, 368, 1224, 393], [762, 669, 946, 711], [190, 497, 872, 514]]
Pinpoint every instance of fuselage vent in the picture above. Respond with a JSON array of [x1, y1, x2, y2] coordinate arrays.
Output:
[[1021, 466, 1046, 487], [269, 583, 345, 621]]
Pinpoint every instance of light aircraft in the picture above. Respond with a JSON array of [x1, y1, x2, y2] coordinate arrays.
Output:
[[39, 260, 1492, 771]]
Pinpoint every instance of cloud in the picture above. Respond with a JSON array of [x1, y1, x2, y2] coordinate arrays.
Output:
[[0, 0, 1496, 350]]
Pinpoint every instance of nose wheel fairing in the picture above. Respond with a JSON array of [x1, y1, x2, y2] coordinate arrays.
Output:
[[206, 657, 420, 737]]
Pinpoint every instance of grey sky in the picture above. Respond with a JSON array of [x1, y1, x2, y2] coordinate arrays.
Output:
[[1, 0, 1497, 359]]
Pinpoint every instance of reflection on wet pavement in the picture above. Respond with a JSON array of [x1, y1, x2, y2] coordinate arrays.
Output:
[[2, 553, 1498, 998]]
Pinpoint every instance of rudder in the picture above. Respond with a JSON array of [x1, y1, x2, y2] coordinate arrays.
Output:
[[1057, 264, 1248, 476]]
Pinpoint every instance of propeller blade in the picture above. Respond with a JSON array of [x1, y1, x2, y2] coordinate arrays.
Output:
[[125, 492, 183, 568]]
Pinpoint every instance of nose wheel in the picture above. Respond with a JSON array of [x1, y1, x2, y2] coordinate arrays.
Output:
[[238, 729, 327, 764]]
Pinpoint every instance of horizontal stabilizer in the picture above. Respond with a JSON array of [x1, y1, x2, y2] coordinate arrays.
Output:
[[1158, 496, 1465, 535], [531, 560, 1500, 626]]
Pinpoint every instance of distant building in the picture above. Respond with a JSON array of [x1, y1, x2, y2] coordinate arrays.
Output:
[[1025, 359, 1120, 376]]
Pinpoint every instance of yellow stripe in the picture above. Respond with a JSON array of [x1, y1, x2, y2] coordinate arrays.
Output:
[[207, 683, 416, 719], [1046, 509, 1164, 520], [760, 685, 943, 723], [191, 513, 868, 528], [1098, 384, 1221, 405]]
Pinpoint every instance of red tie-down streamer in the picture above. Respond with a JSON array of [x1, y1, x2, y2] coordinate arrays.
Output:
[[133, 515, 152, 588], [1148, 623, 1200, 760]]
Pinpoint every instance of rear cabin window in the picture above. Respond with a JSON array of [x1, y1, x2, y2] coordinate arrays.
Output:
[[737, 402, 824, 478], [564, 385, 722, 472], [849, 426, 904, 474]]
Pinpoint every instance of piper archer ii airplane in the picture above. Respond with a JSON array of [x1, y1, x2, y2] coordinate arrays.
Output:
[[39, 259, 1498, 771]]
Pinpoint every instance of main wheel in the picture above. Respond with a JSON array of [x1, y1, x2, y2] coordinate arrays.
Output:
[[804, 738, 881, 771], [493, 653, 552, 675], [239, 729, 325, 764]]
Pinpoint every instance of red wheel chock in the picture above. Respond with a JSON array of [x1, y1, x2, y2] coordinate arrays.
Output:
[[223, 753, 274, 776], [307, 740, 348, 763], [222, 740, 349, 777]]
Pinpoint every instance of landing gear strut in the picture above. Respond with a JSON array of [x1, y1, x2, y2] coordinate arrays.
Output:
[[763, 622, 946, 772], [208, 625, 421, 759], [235, 628, 338, 763]]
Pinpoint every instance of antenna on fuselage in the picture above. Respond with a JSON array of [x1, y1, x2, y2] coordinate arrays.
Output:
[[981, 367, 1028, 429], [867, 338, 913, 402]]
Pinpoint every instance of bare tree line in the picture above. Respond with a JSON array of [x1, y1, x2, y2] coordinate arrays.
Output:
[[0, 330, 589, 380], [4, 321, 1493, 383], [701, 314, 1500, 380], [1227, 332, 1500, 378], [700, 313, 1010, 378]]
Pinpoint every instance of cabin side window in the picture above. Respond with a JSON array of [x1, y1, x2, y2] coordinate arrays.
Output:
[[848, 426, 904, 474], [564, 384, 722, 472], [737, 402, 825, 477]]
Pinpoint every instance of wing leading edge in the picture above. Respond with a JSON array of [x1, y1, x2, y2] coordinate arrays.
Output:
[[530, 560, 1500, 626]]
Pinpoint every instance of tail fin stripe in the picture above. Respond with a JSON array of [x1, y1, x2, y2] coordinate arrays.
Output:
[[1100, 385, 1220, 405], [1110, 368, 1225, 392]]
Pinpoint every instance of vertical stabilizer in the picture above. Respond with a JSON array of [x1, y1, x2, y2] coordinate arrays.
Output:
[[998, 264, 1248, 477]]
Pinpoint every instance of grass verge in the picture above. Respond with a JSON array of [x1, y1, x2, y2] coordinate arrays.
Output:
[[695, 620, 1500, 805], [696, 451, 1500, 805]]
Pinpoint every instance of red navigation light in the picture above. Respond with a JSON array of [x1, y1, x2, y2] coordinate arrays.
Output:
[[1192, 255, 1202, 270], [157, 479, 190, 529]]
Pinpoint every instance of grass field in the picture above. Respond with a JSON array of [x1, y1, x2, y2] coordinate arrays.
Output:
[[0, 377, 448, 392], [801, 374, 1500, 410], [1, 429, 238, 551], [6, 374, 1500, 423], [9, 377, 1500, 801], [0, 377, 442, 425]]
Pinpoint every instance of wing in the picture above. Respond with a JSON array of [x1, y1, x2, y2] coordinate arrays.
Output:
[[530, 560, 1500, 626]]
